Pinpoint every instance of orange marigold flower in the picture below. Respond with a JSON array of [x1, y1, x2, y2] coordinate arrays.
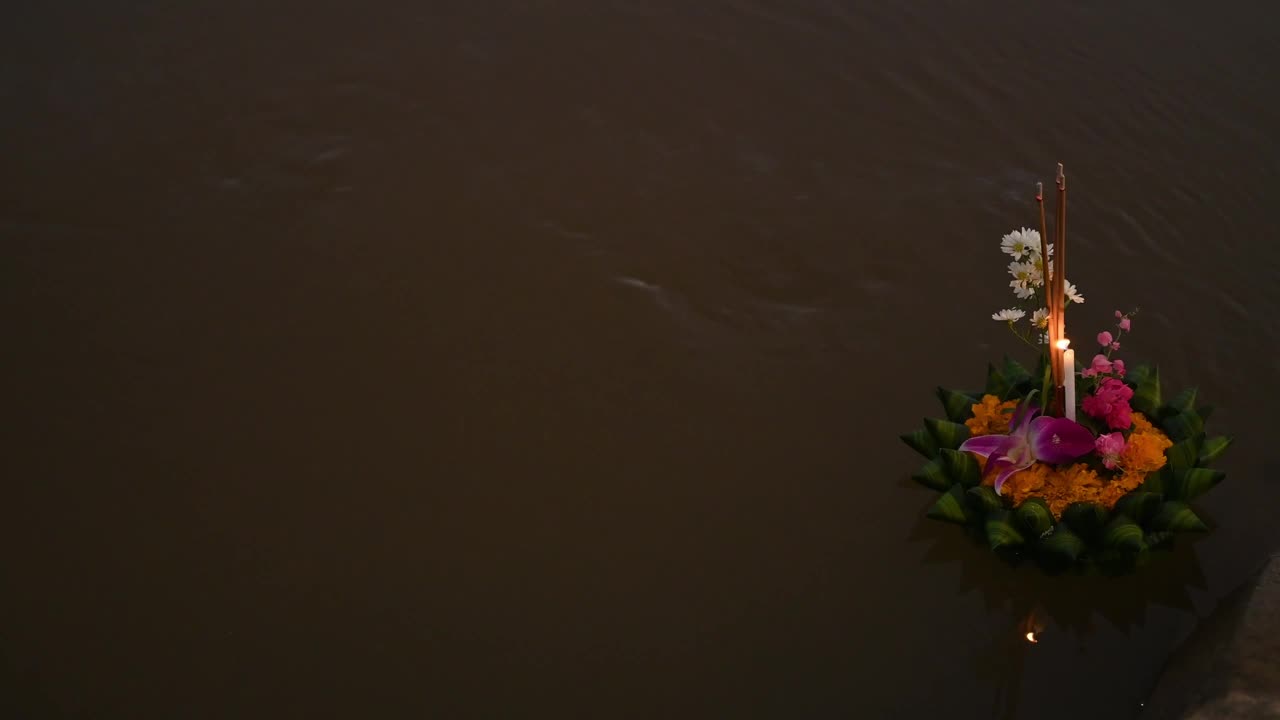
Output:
[[998, 462, 1052, 509], [1130, 412, 1156, 435], [1121, 430, 1172, 476], [1097, 483, 1129, 509], [1058, 463, 1103, 488], [966, 394, 1019, 436], [1115, 470, 1147, 494], [1005, 461, 1141, 518]]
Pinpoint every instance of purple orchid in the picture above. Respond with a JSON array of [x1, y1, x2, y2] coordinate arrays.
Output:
[[958, 402, 1096, 495]]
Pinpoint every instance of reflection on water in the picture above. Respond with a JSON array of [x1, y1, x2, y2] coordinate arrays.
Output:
[[5, 0, 1280, 717], [907, 500, 1220, 720], [907, 507, 1209, 635]]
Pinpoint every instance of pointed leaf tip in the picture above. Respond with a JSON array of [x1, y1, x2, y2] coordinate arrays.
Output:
[[901, 429, 939, 460], [1167, 387, 1198, 415], [927, 485, 972, 525], [1166, 468, 1225, 502], [986, 514, 1026, 551], [1162, 410, 1205, 443], [1166, 436, 1203, 478], [941, 449, 981, 488], [911, 459, 952, 491], [924, 417, 970, 451], [1062, 502, 1110, 540], [1039, 526, 1086, 565], [1014, 499, 1053, 539], [1103, 517, 1145, 553], [1131, 365, 1162, 416], [965, 485, 1003, 516], [1114, 492, 1161, 525], [1200, 436, 1233, 465], [1151, 501, 1209, 532], [936, 387, 978, 424]]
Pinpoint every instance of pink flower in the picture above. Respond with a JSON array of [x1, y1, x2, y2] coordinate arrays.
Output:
[[1119, 317, 1131, 331], [1091, 354, 1113, 374], [1112, 359, 1126, 377], [1115, 310, 1123, 318], [1110, 341, 1121, 351], [1097, 331, 1114, 346], [1082, 378, 1135, 430], [1081, 353, 1113, 378], [1095, 432, 1127, 470]]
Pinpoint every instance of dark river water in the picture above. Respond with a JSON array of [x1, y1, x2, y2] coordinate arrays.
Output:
[[5, 2, 1280, 718]]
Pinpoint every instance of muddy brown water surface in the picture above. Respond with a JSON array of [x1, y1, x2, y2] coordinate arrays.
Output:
[[5, 2, 1280, 718]]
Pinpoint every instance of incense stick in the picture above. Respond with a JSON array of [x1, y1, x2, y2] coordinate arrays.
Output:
[[1036, 182, 1058, 391], [1056, 164, 1067, 395]]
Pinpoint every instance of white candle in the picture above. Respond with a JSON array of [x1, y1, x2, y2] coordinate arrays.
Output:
[[1058, 340, 1076, 421]]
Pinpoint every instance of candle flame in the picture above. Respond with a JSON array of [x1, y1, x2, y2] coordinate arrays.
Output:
[[1025, 632, 1038, 643], [1056, 339, 1070, 350]]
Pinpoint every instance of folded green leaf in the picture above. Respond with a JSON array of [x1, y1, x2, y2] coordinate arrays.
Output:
[[1162, 411, 1205, 443], [911, 459, 951, 491], [1001, 356, 1033, 392], [1127, 364, 1155, 389], [1131, 365, 1161, 416], [1166, 387, 1198, 415], [1062, 502, 1110, 540], [941, 449, 981, 488], [966, 486, 1003, 516], [985, 362, 1013, 400], [1141, 468, 1167, 495], [936, 387, 978, 424], [1039, 526, 1085, 564], [1102, 516, 1145, 553], [924, 417, 970, 451], [1165, 435, 1204, 478], [985, 358, 1033, 400], [927, 485, 972, 525], [986, 512, 1025, 550], [901, 429, 939, 460], [1114, 491, 1162, 525], [1200, 436, 1233, 465], [1166, 467, 1225, 502], [1015, 499, 1053, 539], [1151, 501, 1208, 532]]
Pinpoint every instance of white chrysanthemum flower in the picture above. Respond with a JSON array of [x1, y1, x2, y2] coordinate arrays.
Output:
[[1065, 282, 1084, 304], [992, 308, 1026, 322], [1031, 308, 1049, 329], [1009, 261, 1041, 285], [1028, 242, 1054, 258], [1011, 280, 1037, 299], [1001, 228, 1040, 260]]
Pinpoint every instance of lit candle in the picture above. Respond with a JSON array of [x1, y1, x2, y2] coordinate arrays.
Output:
[[1058, 339, 1076, 421]]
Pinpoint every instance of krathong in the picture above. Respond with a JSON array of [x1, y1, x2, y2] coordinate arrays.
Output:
[[902, 165, 1231, 572]]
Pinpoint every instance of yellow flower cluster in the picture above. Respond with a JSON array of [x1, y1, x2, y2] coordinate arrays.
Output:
[[965, 394, 1019, 436], [998, 462, 1104, 518], [976, 412, 1173, 519], [1117, 416, 1173, 483]]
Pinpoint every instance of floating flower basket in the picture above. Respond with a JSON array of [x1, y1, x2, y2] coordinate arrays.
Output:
[[903, 166, 1231, 573]]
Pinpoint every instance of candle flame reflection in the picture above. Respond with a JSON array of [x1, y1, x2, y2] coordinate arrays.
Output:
[[1056, 339, 1070, 350], [1025, 631, 1038, 643]]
